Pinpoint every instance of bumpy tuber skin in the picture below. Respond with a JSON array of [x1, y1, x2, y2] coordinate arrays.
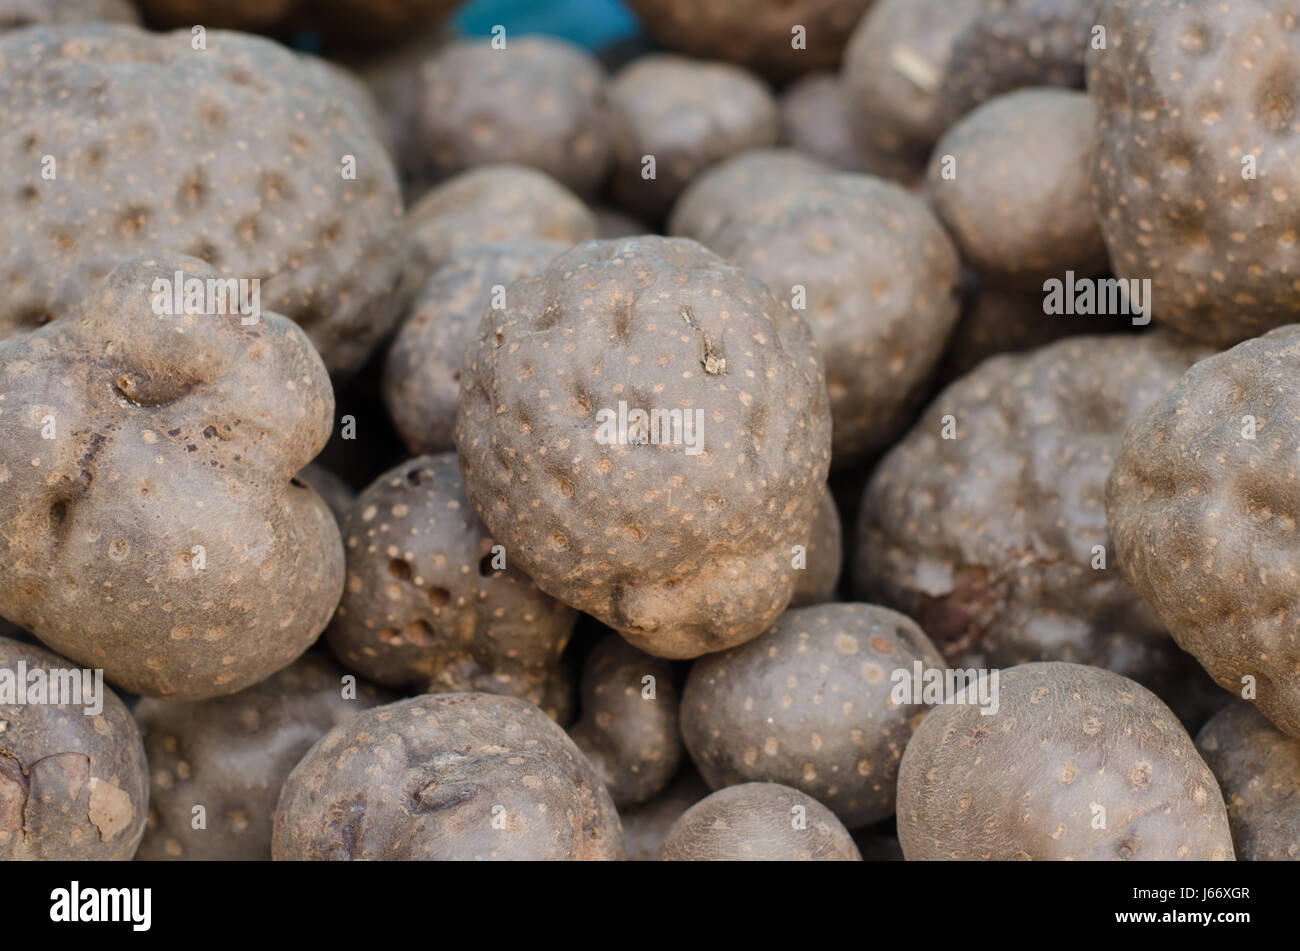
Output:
[[1107, 327, 1300, 738], [569, 634, 681, 807], [326, 454, 577, 721], [682, 603, 944, 827], [622, 0, 872, 81], [1089, 0, 1300, 347], [295, 463, 355, 526], [678, 169, 962, 467], [857, 334, 1209, 687], [668, 148, 830, 251], [322, 58, 401, 163], [412, 37, 612, 197], [349, 24, 451, 191], [778, 71, 922, 183], [940, 0, 1100, 121], [844, 0, 1095, 158], [134, 653, 391, 860], [457, 236, 832, 659], [272, 692, 625, 860], [660, 782, 861, 861], [383, 239, 569, 456], [133, 0, 461, 48], [0, 636, 149, 860], [779, 72, 870, 172], [403, 164, 596, 286], [619, 765, 709, 861], [842, 0, 983, 158], [790, 485, 842, 608], [897, 662, 1235, 860], [927, 89, 1108, 290], [1196, 701, 1300, 861], [0, 254, 344, 700], [0, 24, 405, 378], [1, 0, 137, 27], [607, 55, 779, 219]]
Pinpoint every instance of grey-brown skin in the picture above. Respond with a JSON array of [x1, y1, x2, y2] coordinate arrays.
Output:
[[349, 24, 451, 194], [133, 0, 461, 49], [680, 170, 962, 467], [941, 0, 1100, 122], [623, 0, 873, 81], [843, 0, 983, 157], [660, 782, 862, 860], [927, 89, 1109, 291], [897, 662, 1235, 860], [383, 238, 569, 456], [457, 236, 832, 660], [322, 58, 401, 164], [790, 485, 842, 608], [403, 164, 596, 287], [295, 463, 355, 526], [844, 0, 1095, 158], [133, 653, 392, 860], [607, 55, 779, 220], [667, 148, 831, 251], [780, 72, 870, 173], [569, 634, 681, 807], [857, 334, 1210, 688], [1089, 0, 1300, 348], [0, 24, 406, 378], [272, 692, 625, 860], [779, 71, 925, 184], [682, 603, 944, 827], [0, 254, 344, 700], [0, 636, 148, 860], [1107, 327, 1300, 739], [1196, 701, 1300, 861], [412, 37, 612, 197], [0, 0, 136, 27], [619, 765, 708, 861], [326, 454, 577, 722]]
